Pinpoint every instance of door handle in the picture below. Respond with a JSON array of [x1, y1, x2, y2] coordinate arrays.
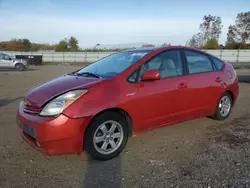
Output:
[[126, 92, 136, 96], [215, 77, 221, 83], [178, 82, 186, 89]]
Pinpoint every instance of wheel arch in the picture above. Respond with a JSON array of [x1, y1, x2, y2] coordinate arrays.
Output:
[[212, 90, 235, 116], [14, 62, 24, 67], [85, 107, 134, 137], [225, 90, 235, 106], [14, 63, 25, 70]]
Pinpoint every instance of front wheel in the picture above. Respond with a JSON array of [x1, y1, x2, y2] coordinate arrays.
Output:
[[212, 92, 232, 121], [15, 64, 25, 71], [84, 112, 129, 161]]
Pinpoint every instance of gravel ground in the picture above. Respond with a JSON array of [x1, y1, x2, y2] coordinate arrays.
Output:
[[0, 65, 250, 188]]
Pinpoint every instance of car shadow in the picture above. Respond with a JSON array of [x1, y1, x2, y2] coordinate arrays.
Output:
[[0, 97, 23, 108], [82, 155, 122, 188]]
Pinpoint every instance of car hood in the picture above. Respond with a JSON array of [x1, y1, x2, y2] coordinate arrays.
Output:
[[24, 75, 103, 108]]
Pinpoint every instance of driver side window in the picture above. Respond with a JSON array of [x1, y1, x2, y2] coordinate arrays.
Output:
[[140, 50, 183, 79]]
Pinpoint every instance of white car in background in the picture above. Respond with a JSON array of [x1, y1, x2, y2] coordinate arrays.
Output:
[[0, 53, 28, 71]]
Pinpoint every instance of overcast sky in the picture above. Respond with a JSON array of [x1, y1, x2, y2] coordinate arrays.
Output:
[[0, 0, 249, 48]]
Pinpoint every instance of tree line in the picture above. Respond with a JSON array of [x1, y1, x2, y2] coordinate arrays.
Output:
[[0, 37, 115, 52], [186, 11, 250, 49], [0, 38, 56, 51]]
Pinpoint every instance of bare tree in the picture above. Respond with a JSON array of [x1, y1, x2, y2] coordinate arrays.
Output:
[[187, 14, 223, 49], [226, 11, 250, 47], [199, 15, 223, 41], [186, 33, 204, 48], [226, 25, 237, 44]]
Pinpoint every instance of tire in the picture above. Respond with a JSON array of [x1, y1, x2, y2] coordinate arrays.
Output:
[[84, 111, 129, 161], [15, 64, 25, 71], [212, 92, 233, 121]]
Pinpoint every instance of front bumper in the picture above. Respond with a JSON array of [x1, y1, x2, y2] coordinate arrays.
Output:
[[17, 102, 91, 155]]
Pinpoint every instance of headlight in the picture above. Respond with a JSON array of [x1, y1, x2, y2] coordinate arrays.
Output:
[[40, 89, 87, 116]]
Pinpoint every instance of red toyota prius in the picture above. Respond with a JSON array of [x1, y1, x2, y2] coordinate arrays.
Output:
[[17, 46, 239, 161]]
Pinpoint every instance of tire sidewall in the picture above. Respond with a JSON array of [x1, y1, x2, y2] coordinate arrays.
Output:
[[15, 64, 25, 71], [84, 112, 129, 161]]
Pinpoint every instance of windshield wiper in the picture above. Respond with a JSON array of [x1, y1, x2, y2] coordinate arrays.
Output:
[[75, 72, 102, 79]]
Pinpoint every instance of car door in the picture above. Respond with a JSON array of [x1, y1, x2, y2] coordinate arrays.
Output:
[[133, 50, 189, 131], [181, 50, 223, 117]]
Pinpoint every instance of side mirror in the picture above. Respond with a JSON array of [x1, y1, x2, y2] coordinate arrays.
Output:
[[141, 70, 161, 81], [9, 58, 12, 61]]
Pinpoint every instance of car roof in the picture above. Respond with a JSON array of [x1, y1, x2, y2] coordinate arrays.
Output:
[[124, 45, 199, 53], [125, 47, 163, 52]]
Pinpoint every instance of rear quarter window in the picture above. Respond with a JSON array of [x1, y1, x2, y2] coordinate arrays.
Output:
[[211, 57, 224, 71]]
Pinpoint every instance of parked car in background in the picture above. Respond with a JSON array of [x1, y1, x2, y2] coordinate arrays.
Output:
[[0, 53, 28, 71], [17, 46, 239, 161]]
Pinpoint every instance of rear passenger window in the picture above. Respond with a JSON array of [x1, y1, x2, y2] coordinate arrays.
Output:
[[184, 51, 214, 74], [211, 57, 224, 71]]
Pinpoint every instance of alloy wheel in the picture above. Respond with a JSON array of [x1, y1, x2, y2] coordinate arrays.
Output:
[[219, 95, 231, 117], [93, 120, 124, 155]]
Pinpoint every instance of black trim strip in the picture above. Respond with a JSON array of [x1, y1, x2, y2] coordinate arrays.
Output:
[[23, 109, 39, 114]]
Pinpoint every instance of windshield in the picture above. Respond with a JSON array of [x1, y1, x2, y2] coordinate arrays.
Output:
[[0, 53, 12, 60], [76, 50, 150, 78]]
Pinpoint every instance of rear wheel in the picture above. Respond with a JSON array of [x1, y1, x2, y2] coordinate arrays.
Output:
[[15, 64, 25, 71], [212, 92, 232, 120], [84, 112, 129, 161]]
